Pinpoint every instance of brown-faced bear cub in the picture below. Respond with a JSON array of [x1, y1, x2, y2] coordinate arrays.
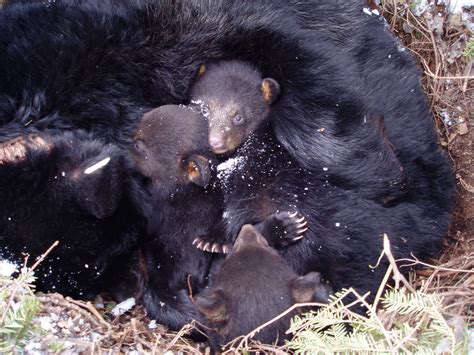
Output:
[[191, 60, 280, 155], [195, 224, 332, 350], [130, 104, 224, 333]]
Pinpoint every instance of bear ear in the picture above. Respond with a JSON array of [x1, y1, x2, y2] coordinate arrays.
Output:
[[71, 155, 123, 219], [291, 272, 325, 303], [197, 64, 206, 78], [261, 78, 280, 105], [195, 289, 228, 323], [183, 154, 211, 187]]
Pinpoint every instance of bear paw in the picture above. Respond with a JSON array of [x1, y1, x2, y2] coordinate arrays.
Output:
[[257, 210, 308, 248], [192, 237, 232, 254]]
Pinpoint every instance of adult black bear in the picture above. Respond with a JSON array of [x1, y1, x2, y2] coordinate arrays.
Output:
[[0, 130, 145, 299], [196, 224, 332, 350], [0, 0, 454, 324]]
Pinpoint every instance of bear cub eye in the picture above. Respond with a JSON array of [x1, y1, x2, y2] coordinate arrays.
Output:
[[201, 105, 210, 117], [232, 114, 245, 126]]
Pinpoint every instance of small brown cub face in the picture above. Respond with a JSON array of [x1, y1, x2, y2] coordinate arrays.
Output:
[[195, 224, 332, 348], [191, 61, 280, 155], [131, 105, 213, 190]]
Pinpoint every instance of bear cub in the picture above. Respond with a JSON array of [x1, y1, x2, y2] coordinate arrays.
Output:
[[191, 60, 280, 155], [130, 104, 225, 332], [195, 224, 332, 349]]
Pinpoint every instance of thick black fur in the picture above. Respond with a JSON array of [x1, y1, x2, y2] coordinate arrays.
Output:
[[0, 0, 427, 197], [195, 224, 332, 350], [0, 0, 454, 325], [130, 105, 224, 332], [0, 130, 145, 298], [210, 1, 455, 303]]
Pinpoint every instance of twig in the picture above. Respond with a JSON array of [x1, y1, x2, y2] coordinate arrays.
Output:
[[65, 297, 111, 329], [382, 235, 416, 293], [36, 294, 111, 331], [29, 240, 60, 272], [398, 256, 474, 274]]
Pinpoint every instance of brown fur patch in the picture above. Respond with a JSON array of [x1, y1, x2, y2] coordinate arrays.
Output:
[[185, 160, 201, 182], [261, 80, 273, 103], [0, 137, 27, 165], [197, 64, 206, 77], [0, 135, 52, 165]]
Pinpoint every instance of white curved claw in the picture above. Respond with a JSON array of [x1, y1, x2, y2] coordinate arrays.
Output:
[[295, 216, 306, 224], [297, 221, 308, 229], [289, 211, 298, 218], [292, 235, 305, 241], [297, 227, 308, 235], [211, 244, 220, 253]]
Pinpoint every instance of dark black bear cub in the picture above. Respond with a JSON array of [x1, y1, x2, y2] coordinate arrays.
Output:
[[191, 61, 280, 155], [195, 224, 332, 349], [0, 130, 143, 299], [130, 104, 224, 332]]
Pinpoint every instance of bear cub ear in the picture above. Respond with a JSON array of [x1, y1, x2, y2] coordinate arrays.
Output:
[[195, 289, 228, 324], [261, 78, 280, 105], [197, 64, 206, 78], [290, 272, 332, 304], [182, 154, 212, 187]]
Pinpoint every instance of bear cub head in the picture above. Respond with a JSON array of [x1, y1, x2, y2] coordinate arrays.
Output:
[[195, 224, 332, 349], [191, 61, 280, 155]]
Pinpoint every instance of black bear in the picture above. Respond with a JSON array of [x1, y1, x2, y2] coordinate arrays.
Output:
[[190, 60, 280, 155], [131, 105, 309, 331], [129, 104, 224, 332], [0, 0, 454, 324], [0, 130, 145, 299], [195, 224, 332, 350]]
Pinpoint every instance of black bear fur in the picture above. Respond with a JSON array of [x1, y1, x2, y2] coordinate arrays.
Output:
[[0, 0, 454, 327], [0, 130, 145, 299]]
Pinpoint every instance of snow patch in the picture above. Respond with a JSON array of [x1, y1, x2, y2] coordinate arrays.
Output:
[[412, 0, 430, 16], [441, 0, 474, 13], [217, 157, 245, 173], [0, 260, 17, 277], [148, 320, 158, 329], [363, 7, 381, 16], [111, 297, 136, 316], [217, 156, 246, 185]]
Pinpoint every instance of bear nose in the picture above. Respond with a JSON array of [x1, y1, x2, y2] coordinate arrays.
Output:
[[209, 137, 224, 149]]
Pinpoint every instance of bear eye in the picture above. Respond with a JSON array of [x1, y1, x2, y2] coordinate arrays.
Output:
[[201, 105, 210, 117], [232, 114, 245, 126]]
